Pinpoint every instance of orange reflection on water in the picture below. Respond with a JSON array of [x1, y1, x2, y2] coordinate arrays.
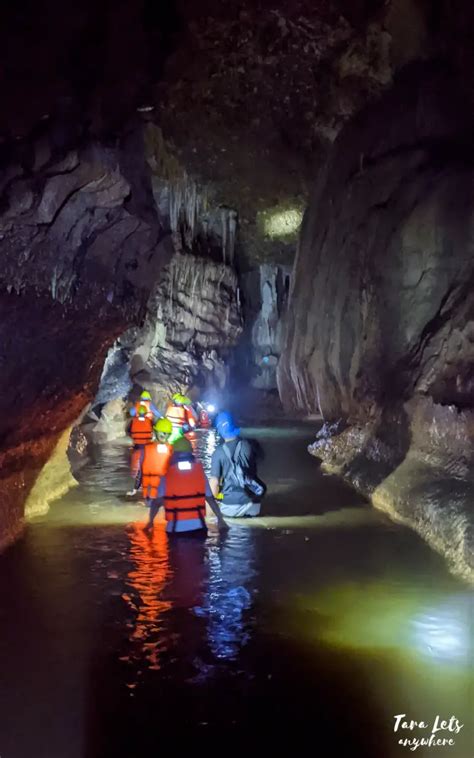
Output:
[[122, 522, 171, 671]]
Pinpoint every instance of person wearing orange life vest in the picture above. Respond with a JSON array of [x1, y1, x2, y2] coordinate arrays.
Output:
[[127, 404, 154, 497], [165, 393, 197, 435], [129, 390, 161, 421], [145, 437, 227, 534], [140, 417, 173, 500]]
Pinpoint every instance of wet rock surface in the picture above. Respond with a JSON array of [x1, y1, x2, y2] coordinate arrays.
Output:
[[310, 400, 474, 581], [279, 64, 474, 417], [0, 123, 167, 547], [280, 63, 474, 578]]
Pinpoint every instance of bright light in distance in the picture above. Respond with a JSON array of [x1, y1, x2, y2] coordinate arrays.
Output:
[[263, 209, 303, 238], [206, 404, 216, 413]]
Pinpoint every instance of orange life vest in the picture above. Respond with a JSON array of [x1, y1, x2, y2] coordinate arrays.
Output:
[[142, 442, 173, 499], [165, 403, 186, 429], [166, 404, 197, 430], [163, 458, 207, 530], [130, 415, 153, 445]]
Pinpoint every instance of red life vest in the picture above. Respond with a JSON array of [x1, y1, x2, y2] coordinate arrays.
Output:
[[130, 416, 153, 445], [199, 409, 211, 428], [163, 458, 207, 530], [142, 442, 173, 499]]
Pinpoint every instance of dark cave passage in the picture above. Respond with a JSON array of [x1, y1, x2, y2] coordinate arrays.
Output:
[[0, 0, 473, 754]]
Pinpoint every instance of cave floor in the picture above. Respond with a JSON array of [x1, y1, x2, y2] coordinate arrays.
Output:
[[0, 426, 472, 757]]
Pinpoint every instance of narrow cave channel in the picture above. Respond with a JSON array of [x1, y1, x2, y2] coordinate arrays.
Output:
[[0, 1, 472, 756]]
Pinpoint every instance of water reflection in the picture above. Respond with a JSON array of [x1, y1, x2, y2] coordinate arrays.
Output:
[[411, 593, 473, 665], [194, 528, 257, 661], [122, 523, 171, 670], [291, 580, 473, 674], [195, 427, 218, 476], [121, 429, 257, 675], [2, 425, 473, 754], [195, 429, 257, 662]]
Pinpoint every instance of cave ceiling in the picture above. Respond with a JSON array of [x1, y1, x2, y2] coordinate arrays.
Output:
[[0, 0, 472, 265]]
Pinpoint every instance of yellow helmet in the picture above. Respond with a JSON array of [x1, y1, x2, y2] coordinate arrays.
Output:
[[154, 417, 172, 435], [172, 392, 182, 404], [140, 390, 152, 401], [181, 395, 192, 405]]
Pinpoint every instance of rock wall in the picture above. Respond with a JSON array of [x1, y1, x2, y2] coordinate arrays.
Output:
[[239, 264, 291, 391], [279, 63, 474, 579], [84, 251, 242, 441], [0, 119, 168, 548]]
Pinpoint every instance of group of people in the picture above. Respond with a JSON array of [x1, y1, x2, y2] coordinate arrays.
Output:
[[126, 390, 264, 535]]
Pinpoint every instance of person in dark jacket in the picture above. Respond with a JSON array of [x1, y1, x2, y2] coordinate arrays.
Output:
[[209, 411, 263, 518]]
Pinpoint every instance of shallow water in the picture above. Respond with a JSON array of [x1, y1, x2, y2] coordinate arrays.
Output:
[[0, 426, 472, 757]]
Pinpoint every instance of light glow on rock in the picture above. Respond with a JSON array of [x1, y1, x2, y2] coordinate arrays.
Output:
[[263, 208, 303, 238]]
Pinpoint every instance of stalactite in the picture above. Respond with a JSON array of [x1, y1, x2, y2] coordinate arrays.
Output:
[[228, 211, 237, 264], [184, 178, 197, 237], [221, 208, 228, 264], [51, 267, 58, 300], [169, 184, 182, 233]]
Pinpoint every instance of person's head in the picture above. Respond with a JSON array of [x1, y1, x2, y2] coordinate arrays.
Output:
[[172, 392, 184, 405], [137, 404, 149, 418], [140, 390, 152, 403], [172, 435, 194, 461], [154, 417, 172, 442], [215, 411, 240, 440]]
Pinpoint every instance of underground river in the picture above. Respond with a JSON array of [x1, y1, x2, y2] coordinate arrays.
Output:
[[0, 425, 472, 757]]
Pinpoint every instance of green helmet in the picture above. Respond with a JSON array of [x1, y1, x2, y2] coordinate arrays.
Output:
[[173, 436, 193, 453], [154, 417, 172, 435], [140, 390, 152, 401]]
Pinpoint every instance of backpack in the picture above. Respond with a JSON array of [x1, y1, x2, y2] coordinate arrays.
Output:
[[222, 441, 265, 501]]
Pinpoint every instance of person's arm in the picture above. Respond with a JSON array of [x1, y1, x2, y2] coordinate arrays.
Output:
[[209, 449, 221, 498], [185, 407, 196, 428], [205, 476, 227, 530], [209, 477, 220, 498], [150, 403, 162, 418]]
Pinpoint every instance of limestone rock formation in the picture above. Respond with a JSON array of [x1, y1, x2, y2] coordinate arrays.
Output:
[[238, 264, 291, 391], [0, 121, 167, 548], [88, 251, 242, 439], [279, 63, 474, 579]]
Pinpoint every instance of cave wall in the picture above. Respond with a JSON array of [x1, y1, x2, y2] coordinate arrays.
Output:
[[0, 120, 168, 548], [279, 64, 473, 417], [238, 264, 291, 391], [278, 63, 474, 579], [85, 251, 242, 441]]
